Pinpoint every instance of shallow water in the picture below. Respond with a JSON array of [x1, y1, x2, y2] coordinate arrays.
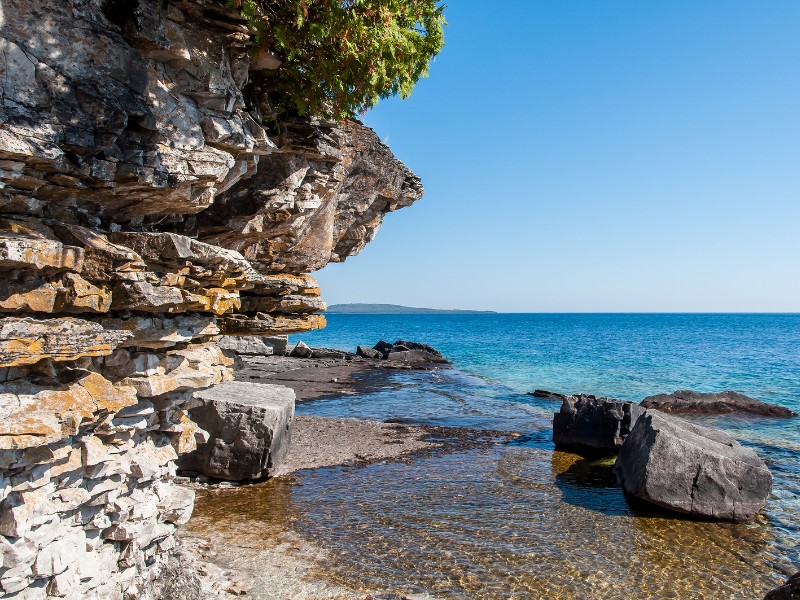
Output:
[[191, 314, 800, 598]]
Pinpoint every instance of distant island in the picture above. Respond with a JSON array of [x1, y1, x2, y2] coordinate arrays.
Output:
[[326, 303, 497, 314]]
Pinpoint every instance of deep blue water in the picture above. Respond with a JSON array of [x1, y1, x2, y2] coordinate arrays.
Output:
[[295, 313, 800, 412], [280, 314, 800, 595]]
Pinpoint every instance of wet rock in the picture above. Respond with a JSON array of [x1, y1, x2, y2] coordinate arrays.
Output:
[[178, 382, 295, 481], [614, 411, 772, 521], [641, 389, 796, 417], [764, 571, 800, 599], [552, 395, 644, 454]]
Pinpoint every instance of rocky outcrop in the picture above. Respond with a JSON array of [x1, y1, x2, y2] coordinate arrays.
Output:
[[0, 0, 423, 597], [368, 340, 449, 368], [641, 390, 796, 417], [178, 382, 294, 481], [552, 395, 644, 454], [614, 411, 772, 521]]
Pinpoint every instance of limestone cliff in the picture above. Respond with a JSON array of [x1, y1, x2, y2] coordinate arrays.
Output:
[[0, 1, 423, 597]]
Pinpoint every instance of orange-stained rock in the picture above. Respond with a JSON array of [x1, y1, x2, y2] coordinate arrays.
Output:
[[0, 233, 83, 272], [0, 273, 111, 314], [218, 312, 326, 336], [0, 372, 137, 449], [0, 317, 132, 367]]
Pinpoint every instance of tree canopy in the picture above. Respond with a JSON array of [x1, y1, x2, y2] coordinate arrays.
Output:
[[230, 0, 446, 120]]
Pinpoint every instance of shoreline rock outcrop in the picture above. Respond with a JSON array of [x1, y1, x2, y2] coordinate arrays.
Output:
[[0, 0, 424, 596], [641, 389, 795, 417], [614, 411, 772, 522]]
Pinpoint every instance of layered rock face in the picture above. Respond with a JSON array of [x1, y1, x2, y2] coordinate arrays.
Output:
[[0, 1, 422, 597]]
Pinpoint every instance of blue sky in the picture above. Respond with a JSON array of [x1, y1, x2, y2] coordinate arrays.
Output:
[[315, 0, 800, 312]]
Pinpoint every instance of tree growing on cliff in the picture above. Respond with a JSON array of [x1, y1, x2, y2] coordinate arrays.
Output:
[[229, 0, 445, 120]]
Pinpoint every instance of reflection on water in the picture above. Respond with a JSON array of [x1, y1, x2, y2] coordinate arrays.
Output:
[[190, 445, 796, 599]]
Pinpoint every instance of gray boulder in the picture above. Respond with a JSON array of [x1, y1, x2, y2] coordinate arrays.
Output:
[[553, 395, 644, 454], [614, 411, 772, 521], [217, 335, 288, 356], [357, 346, 382, 359], [764, 572, 800, 599], [641, 389, 795, 417], [288, 341, 313, 358], [178, 382, 295, 481]]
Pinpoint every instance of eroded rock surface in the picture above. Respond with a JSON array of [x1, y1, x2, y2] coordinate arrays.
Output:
[[641, 389, 796, 417], [0, 0, 423, 597], [614, 411, 772, 522]]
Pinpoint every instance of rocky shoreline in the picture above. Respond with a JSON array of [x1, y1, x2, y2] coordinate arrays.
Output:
[[171, 350, 519, 599]]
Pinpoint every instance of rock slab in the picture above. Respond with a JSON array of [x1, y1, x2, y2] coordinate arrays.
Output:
[[553, 395, 645, 454], [614, 411, 772, 521], [641, 389, 795, 417], [179, 382, 295, 481]]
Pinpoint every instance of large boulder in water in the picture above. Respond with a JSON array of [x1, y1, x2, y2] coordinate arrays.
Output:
[[178, 382, 295, 481], [641, 389, 795, 417], [614, 411, 772, 521], [552, 395, 645, 454]]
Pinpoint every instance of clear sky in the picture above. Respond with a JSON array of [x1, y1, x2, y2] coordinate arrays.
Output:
[[314, 0, 800, 312]]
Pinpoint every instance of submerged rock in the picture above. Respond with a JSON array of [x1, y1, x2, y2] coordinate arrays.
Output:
[[764, 572, 800, 599], [614, 411, 772, 521], [178, 382, 295, 481], [552, 395, 644, 454], [641, 389, 795, 417]]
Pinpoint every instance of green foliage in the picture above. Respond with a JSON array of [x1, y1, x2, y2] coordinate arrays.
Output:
[[228, 0, 445, 120]]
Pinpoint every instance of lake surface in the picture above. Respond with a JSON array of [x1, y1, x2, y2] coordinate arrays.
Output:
[[196, 314, 800, 598]]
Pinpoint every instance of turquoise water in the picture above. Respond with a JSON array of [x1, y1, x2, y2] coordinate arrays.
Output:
[[210, 314, 800, 597]]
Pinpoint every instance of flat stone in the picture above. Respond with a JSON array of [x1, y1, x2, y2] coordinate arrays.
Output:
[[641, 389, 796, 417], [178, 381, 295, 480]]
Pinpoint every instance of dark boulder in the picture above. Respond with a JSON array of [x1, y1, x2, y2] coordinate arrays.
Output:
[[552, 395, 644, 454], [385, 349, 449, 364], [393, 340, 444, 358], [356, 345, 382, 359], [641, 389, 795, 417], [764, 572, 800, 599], [614, 410, 772, 522], [370, 340, 449, 367]]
